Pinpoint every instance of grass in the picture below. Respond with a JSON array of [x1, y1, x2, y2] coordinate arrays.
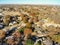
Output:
[[52, 34, 60, 43], [26, 39, 40, 45]]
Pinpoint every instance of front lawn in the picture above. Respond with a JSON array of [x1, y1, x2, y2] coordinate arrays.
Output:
[[26, 39, 40, 45]]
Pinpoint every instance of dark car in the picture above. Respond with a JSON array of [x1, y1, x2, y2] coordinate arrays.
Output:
[[5, 27, 17, 37], [0, 24, 4, 29], [31, 36, 37, 42]]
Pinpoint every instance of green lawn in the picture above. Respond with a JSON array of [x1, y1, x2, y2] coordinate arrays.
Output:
[[26, 39, 40, 45]]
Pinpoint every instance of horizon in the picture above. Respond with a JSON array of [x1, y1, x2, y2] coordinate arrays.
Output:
[[0, 0, 60, 5]]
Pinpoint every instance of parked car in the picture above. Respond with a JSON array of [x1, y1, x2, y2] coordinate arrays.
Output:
[[5, 27, 17, 37], [0, 24, 4, 29]]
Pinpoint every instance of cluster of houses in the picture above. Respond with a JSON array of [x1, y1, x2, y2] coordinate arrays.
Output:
[[0, 5, 60, 45]]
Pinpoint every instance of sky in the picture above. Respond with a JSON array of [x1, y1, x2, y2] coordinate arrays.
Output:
[[0, 0, 60, 5]]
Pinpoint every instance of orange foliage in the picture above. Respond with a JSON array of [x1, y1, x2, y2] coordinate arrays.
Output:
[[24, 28, 32, 36]]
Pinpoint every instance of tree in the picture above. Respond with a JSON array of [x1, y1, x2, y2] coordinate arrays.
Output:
[[3, 15, 10, 26]]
